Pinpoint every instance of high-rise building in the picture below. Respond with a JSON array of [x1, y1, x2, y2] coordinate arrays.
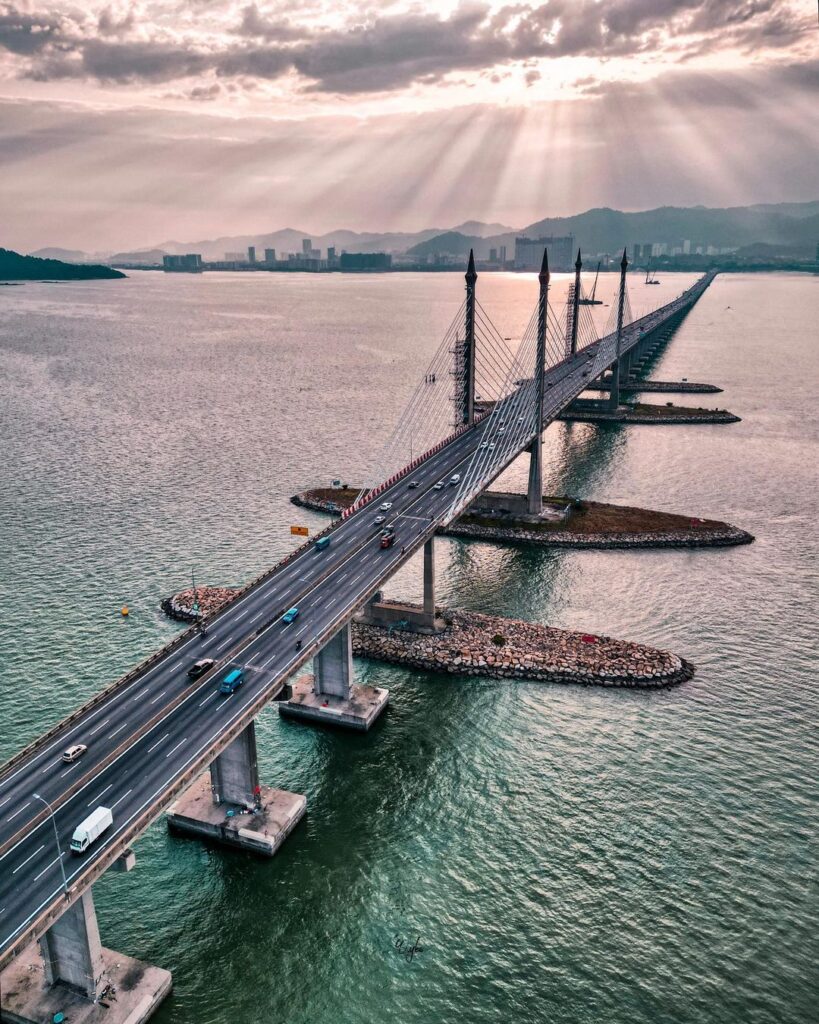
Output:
[[327, 246, 336, 262], [499, 245, 507, 266], [162, 254, 203, 273], [247, 246, 256, 263], [302, 238, 312, 255], [339, 252, 391, 271], [514, 235, 573, 271], [682, 239, 691, 254], [489, 248, 498, 263], [264, 248, 276, 263]]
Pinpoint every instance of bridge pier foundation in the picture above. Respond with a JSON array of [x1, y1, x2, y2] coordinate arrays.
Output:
[[279, 624, 389, 731], [0, 887, 171, 1024], [166, 721, 306, 856]]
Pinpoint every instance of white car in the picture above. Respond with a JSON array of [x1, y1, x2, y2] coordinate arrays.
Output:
[[497, 427, 505, 435], [433, 481, 445, 490], [488, 442, 496, 450], [449, 474, 461, 485], [379, 502, 393, 511], [374, 515, 386, 525], [480, 441, 489, 449], [62, 744, 88, 764]]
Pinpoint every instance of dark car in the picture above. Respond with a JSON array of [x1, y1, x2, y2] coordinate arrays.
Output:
[[187, 658, 215, 681]]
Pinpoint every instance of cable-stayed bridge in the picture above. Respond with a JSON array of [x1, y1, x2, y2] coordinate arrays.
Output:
[[0, 250, 715, 1018]]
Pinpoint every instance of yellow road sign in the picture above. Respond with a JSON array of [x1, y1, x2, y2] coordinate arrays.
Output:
[[290, 525, 309, 537]]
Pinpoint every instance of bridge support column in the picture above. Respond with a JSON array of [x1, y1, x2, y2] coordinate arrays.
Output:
[[279, 623, 389, 731], [356, 538, 446, 635], [40, 889, 105, 1000], [423, 536, 435, 621], [1, 887, 172, 1023], [167, 721, 306, 856], [210, 721, 259, 808]]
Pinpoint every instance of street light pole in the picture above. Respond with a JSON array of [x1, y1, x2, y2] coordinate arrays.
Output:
[[33, 792, 70, 899]]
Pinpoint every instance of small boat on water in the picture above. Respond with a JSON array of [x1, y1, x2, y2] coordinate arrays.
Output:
[[578, 261, 603, 305]]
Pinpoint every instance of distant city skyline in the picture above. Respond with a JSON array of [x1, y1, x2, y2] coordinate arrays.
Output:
[[0, 1, 816, 251]]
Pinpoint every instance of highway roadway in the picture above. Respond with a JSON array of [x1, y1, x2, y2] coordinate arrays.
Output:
[[0, 272, 713, 968]]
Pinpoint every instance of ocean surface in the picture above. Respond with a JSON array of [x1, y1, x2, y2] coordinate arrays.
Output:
[[0, 270, 816, 1024]]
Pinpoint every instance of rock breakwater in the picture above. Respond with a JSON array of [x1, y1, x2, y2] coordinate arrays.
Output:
[[353, 604, 694, 688]]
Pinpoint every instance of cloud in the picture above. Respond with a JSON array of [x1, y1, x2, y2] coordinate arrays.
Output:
[[0, 1, 814, 93]]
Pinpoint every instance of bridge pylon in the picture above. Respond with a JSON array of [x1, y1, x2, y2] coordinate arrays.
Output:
[[459, 249, 478, 426], [569, 248, 582, 356], [608, 248, 629, 412], [527, 248, 550, 516]]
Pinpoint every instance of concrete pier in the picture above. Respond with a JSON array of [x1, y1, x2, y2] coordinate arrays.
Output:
[[278, 623, 389, 730], [0, 888, 171, 1024], [209, 719, 260, 808], [165, 722, 306, 856], [166, 774, 306, 857], [280, 675, 389, 731]]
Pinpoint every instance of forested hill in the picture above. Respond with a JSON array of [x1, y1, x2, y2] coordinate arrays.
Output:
[[0, 249, 125, 280]]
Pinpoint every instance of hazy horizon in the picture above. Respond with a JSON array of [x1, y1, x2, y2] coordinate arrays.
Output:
[[1, 1, 817, 252]]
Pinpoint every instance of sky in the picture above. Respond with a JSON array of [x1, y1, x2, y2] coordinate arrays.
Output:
[[0, 0, 817, 252]]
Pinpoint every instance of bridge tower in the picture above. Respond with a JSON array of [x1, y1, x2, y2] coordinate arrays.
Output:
[[459, 250, 478, 426], [526, 249, 549, 515], [608, 248, 629, 412], [570, 249, 582, 356]]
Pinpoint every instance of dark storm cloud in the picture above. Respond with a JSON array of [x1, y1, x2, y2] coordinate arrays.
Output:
[[0, 3, 83, 55], [0, 1, 813, 92]]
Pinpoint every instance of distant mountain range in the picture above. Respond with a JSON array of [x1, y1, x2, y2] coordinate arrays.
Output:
[[28, 202, 819, 264]]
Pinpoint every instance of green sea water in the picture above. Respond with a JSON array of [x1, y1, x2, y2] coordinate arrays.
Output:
[[0, 270, 816, 1023]]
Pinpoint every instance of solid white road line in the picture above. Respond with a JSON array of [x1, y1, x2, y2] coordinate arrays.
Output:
[[12, 845, 45, 874]]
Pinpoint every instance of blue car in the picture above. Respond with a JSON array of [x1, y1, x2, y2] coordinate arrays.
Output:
[[282, 607, 300, 625], [219, 668, 244, 695]]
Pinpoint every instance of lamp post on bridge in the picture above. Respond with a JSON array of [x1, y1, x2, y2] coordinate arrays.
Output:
[[608, 248, 629, 412], [527, 248, 549, 516], [32, 792, 70, 899]]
